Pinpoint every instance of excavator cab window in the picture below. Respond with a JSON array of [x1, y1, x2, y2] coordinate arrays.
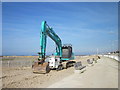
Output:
[[62, 45, 72, 58]]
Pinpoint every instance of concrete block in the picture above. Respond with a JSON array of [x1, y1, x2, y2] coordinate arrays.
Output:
[[74, 68, 86, 74]]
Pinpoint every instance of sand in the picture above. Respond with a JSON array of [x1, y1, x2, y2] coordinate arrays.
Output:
[[1, 56, 118, 88]]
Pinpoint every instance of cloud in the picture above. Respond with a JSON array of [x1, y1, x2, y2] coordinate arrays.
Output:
[[108, 30, 117, 34]]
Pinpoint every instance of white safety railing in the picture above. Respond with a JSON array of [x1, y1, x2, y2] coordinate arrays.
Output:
[[103, 54, 119, 62]]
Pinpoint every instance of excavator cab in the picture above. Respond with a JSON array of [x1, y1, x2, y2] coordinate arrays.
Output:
[[61, 44, 74, 60], [62, 44, 72, 58], [48, 44, 74, 70]]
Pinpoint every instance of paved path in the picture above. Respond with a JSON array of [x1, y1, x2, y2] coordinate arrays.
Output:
[[48, 57, 118, 88]]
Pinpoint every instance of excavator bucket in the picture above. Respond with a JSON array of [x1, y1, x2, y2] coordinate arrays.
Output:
[[32, 61, 50, 74]]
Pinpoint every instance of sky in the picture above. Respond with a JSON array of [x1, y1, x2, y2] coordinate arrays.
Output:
[[2, 2, 118, 56]]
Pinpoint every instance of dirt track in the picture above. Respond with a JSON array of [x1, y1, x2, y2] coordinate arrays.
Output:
[[1, 55, 118, 88], [48, 57, 118, 88]]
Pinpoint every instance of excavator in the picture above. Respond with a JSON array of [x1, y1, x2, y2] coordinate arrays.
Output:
[[32, 21, 75, 74]]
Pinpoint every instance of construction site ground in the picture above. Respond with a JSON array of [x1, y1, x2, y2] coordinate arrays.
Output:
[[1, 55, 119, 88]]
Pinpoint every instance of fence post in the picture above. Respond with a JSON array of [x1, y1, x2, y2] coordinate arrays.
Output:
[[8, 60, 10, 67]]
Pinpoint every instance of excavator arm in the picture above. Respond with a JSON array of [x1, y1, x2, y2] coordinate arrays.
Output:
[[38, 21, 62, 61], [32, 21, 62, 73]]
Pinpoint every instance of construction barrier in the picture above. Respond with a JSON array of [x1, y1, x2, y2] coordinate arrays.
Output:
[[104, 54, 119, 62]]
